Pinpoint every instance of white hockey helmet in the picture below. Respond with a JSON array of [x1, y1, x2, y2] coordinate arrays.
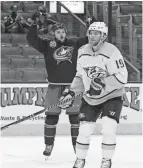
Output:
[[87, 22, 108, 37]]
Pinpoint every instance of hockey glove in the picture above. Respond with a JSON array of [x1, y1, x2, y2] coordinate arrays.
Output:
[[58, 91, 75, 109], [87, 78, 105, 96], [25, 11, 43, 29], [31, 11, 41, 22], [37, 5, 47, 16]]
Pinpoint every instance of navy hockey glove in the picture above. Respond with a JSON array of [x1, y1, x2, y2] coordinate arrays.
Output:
[[31, 11, 41, 22], [37, 5, 47, 16], [59, 90, 75, 109], [31, 6, 48, 20], [87, 78, 105, 96]]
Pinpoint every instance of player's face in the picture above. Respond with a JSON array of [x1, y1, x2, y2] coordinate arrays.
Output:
[[88, 30, 102, 46], [54, 28, 66, 42]]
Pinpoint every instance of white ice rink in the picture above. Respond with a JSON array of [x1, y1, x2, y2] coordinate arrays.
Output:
[[1, 136, 143, 168]]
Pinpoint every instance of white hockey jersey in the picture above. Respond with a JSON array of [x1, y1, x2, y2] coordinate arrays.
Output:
[[70, 42, 128, 106]]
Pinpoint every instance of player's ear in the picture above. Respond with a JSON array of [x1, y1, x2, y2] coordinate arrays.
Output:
[[101, 33, 107, 42]]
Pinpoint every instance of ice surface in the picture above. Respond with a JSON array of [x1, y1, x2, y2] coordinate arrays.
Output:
[[1, 136, 143, 168]]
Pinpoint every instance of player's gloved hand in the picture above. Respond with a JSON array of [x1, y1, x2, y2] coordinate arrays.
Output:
[[31, 11, 41, 22], [27, 18, 34, 24], [21, 18, 34, 29], [26, 10, 42, 28], [87, 78, 105, 96], [37, 5, 47, 16], [58, 90, 75, 109]]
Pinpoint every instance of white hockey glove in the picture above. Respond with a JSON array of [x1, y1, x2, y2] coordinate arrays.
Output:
[[87, 78, 105, 96], [58, 90, 75, 109]]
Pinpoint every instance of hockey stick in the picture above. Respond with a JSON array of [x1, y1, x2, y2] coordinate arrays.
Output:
[[0, 93, 83, 131]]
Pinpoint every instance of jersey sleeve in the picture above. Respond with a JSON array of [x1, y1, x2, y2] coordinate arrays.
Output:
[[26, 24, 47, 54], [104, 49, 128, 91], [70, 50, 85, 94]]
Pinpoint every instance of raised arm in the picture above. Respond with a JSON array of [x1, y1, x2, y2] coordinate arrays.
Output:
[[26, 24, 47, 54], [26, 8, 56, 54]]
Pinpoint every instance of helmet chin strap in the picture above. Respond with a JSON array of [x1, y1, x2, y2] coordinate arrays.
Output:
[[91, 32, 106, 52]]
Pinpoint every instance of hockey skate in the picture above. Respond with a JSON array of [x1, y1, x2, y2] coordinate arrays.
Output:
[[100, 158, 112, 168], [43, 145, 53, 160], [73, 158, 85, 168]]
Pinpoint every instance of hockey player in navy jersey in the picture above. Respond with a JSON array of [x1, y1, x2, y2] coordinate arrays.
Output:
[[26, 11, 96, 159], [59, 22, 128, 168]]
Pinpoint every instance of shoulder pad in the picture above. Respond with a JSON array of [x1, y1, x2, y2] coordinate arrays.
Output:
[[79, 45, 84, 50]]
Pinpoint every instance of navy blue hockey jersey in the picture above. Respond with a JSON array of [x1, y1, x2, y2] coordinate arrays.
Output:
[[27, 24, 88, 84]]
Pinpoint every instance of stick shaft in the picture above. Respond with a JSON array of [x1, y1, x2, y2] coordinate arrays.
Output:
[[1, 108, 45, 131], [1, 93, 83, 131]]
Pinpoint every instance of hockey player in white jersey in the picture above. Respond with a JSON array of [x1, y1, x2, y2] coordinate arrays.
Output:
[[59, 22, 128, 168]]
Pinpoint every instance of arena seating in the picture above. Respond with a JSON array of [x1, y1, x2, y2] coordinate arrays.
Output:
[[120, 4, 142, 15], [11, 34, 27, 46], [1, 46, 22, 58], [97, 3, 104, 21], [1, 33, 12, 46], [1, 2, 24, 12], [132, 27, 142, 65], [19, 12, 32, 20], [1, 70, 22, 82], [114, 1, 131, 5], [10, 57, 34, 69], [108, 2, 142, 80], [132, 14, 142, 25], [33, 58, 46, 69], [21, 47, 42, 57], [22, 3, 40, 12], [1, 59, 10, 69], [1, 12, 32, 20], [134, 26, 142, 35], [21, 69, 47, 82], [1, 1, 142, 82], [137, 36, 142, 62]]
